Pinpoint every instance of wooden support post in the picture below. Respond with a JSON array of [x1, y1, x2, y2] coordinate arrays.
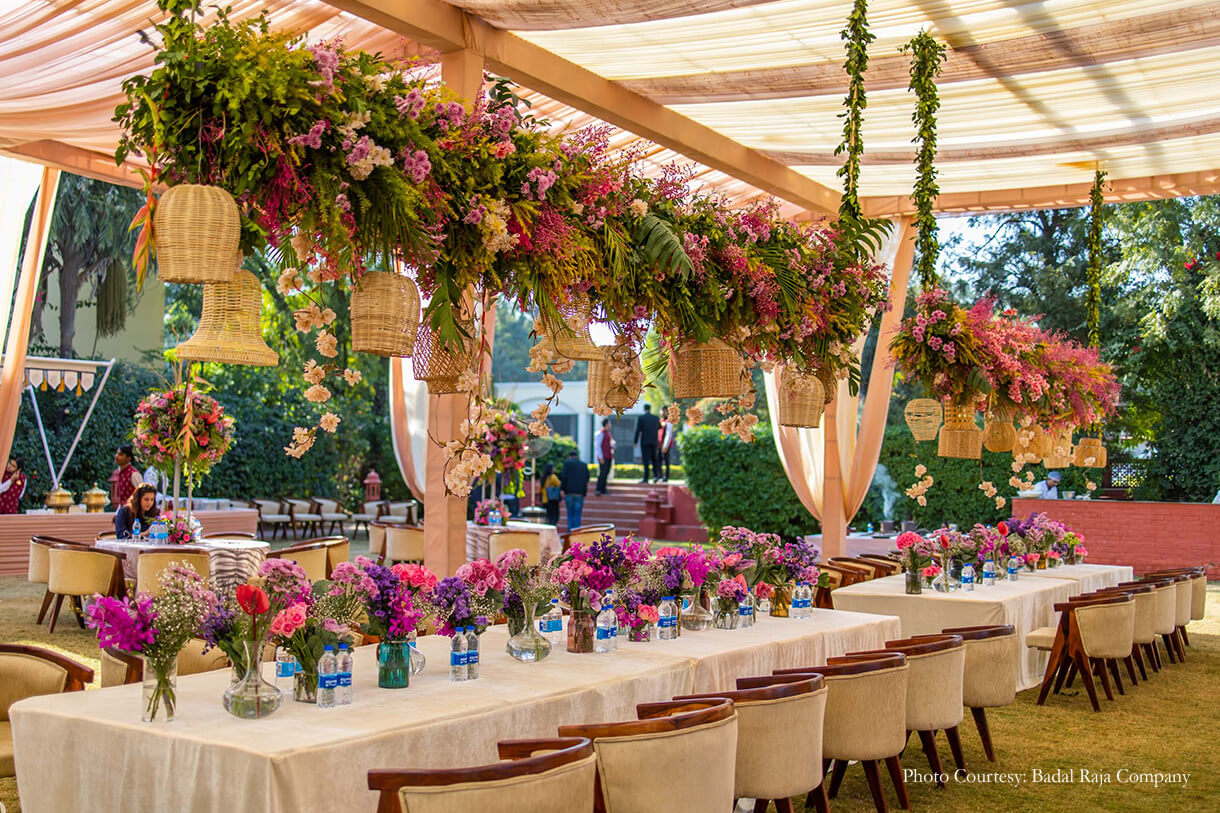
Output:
[[821, 396, 847, 559]]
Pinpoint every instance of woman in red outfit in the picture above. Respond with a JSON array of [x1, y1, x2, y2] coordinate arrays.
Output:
[[0, 457, 27, 514]]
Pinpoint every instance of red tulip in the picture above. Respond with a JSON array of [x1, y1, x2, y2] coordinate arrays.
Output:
[[236, 584, 270, 616], [940, 536, 951, 550], [997, 521, 1009, 537]]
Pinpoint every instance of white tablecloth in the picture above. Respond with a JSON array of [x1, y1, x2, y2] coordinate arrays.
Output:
[[464, 520, 563, 562], [11, 612, 896, 813], [96, 538, 269, 592], [832, 573, 1080, 691], [1028, 563, 1132, 593]]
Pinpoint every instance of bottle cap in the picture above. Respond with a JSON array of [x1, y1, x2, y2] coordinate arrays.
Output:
[[339, 642, 348, 650], [324, 644, 334, 651], [663, 596, 674, 601], [551, 598, 559, 604]]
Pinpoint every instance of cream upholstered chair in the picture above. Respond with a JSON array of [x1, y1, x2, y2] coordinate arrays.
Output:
[[1033, 594, 1135, 712], [350, 500, 383, 538], [284, 498, 324, 537], [382, 499, 419, 525], [101, 638, 232, 687], [1089, 584, 1158, 682], [369, 737, 595, 813], [0, 644, 93, 778], [775, 653, 909, 813], [252, 498, 292, 539], [488, 529, 543, 565], [45, 546, 124, 633], [561, 524, 615, 551], [1146, 568, 1207, 640], [924, 626, 1016, 763], [135, 547, 211, 596], [267, 541, 330, 581], [677, 675, 829, 813], [385, 524, 426, 565], [324, 537, 351, 575], [28, 536, 91, 624], [558, 698, 737, 813], [369, 522, 389, 559], [311, 497, 351, 535]]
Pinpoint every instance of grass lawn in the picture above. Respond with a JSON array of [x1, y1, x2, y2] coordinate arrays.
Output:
[[2, 576, 1217, 812]]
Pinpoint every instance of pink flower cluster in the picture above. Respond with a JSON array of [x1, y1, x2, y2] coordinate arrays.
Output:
[[392, 562, 438, 593], [455, 558, 505, 597], [270, 602, 308, 637]]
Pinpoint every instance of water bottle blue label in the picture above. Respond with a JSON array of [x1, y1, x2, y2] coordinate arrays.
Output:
[[597, 627, 613, 640], [338, 672, 351, 687], [276, 661, 293, 678], [549, 619, 562, 633], [319, 674, 339, 690], [450, 653, 467, 666], [659, 616, 676, 628], [468, 651, 479, 664]]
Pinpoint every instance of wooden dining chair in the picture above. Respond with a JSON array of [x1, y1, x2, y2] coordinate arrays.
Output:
[[100, 637, 230, 687], [1145, 568, 1206, 645], [561, 524, 615, 551], [28, 536, 92, 624], [1, 644, 94, 778], [775, 653, 910, 813], [488, 528, 543, 565], [368, 521, 389, 559], [919, 625, 1017, 762], [135, 547, 211, 596], [830, 557, 890, 579], [266, 540, 330, 581], [323, 537, 350, 575], [45, 545, 127, 633], [384, 524, 426, 565], [860, 553, 902, 569], [1085, 584, 1157, 683], [558, 698, 738, 813], [819, 562, 868, 587], [368, 737, 596, 813], [1030, 593, 1135, 712], [676, 675, 829, 813]]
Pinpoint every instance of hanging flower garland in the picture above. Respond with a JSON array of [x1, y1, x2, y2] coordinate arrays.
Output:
[[903, 30, 948, 291], [132, 369, 235, 487]]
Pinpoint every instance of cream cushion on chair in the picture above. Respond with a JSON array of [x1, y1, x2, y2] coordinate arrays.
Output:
[[1, 653, 70, 777], [733, 687, 828, 801], [136, 551, 211, 596], [274, 547, 328, 581], [313, 498, 349, 524], [253, 499, 291, 523], [47, 548, 115, 597], [1025, 627, 1056, 650], [1188, 573, 1205, 621], [178, 638, 229, 676], [821, 664, 908, 763], [1130, 591, 1158, 645], [960, 633, 1018, 709], [1076, 600, 1135, 660], [1171, 580, 1192, 628], [100, 650, 131, 688], [903, 645, 966, 732], [285, 499, 323, 525], [326, 539, 350, 572], [386, 526, 425, 563], [593, 714, 737, 813], [28, 541, 50, 584], [397, 753, 596, 813], [565, 526, 614, 548], [489, 530, 542, 565], [369, 524, 387, 558], [1150, 585, 1177, 636]]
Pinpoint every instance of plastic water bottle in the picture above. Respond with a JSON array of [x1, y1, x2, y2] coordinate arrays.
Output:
[[738, 593, 755, 628], [658, 596, 679, 640], [317, 645, 337, 708], [1006, 557, 1019, 582], [595, 593, 618, 653], [275, 647, 295, 693], [792, 583, 812, 619], [449, 630, 468, 681], [489, 507, 502, 526], [961, 562, 975, 592], [983, 558, 996, 587], [541, 599, 564, 645], [465, 626, 480, 680], [336, 643, 353, 705], [132, 519, 142, 539], [867, 522, 875, 534]]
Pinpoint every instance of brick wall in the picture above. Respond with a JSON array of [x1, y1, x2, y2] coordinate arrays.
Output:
[[1012, 498, 1219, 579]]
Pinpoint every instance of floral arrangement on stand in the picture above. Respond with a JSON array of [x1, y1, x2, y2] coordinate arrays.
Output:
[[891, 288, 988, 405], [473, 498, 510, 526], [477, 409, 528, 477], [160, 511, 201, 545], [88, 563, 216, 722]]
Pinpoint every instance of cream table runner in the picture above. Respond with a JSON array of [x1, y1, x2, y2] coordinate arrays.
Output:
[[11, 610, 896, 813]]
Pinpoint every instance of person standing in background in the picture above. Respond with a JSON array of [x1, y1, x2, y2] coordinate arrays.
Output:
[[109, 445, 142, 509], [594, 418, 615, 495], [633, 404, 660, 483], [657, 413, 676, 482], [560, 449, 589, 529], [1033, 471, 1062, 499], [0, 457, 26, 514], [541, 463, 562, 526]]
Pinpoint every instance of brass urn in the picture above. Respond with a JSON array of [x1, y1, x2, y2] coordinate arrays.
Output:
[[83, 484, 109, 513], [45, 486, 74, 513]]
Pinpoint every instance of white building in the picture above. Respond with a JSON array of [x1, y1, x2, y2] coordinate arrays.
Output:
[[493, 379, 652, 464]]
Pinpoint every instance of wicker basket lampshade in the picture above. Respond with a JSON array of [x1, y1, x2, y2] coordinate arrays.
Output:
[[1042, 427, 1075, 469], [982, 410, 1018, 453], [412, 322, 474, 394], [778, 368, 826, 428], [904, 398, 943, 441], [670, 339, 748, 400], [351, 272, 420, 357], [938, 400, 983, 459], [817, 367, 838, 405], [538, 295, 602, 361], [1013, 423, 1052, 463], [176, 267, 279, 366], [1073, 436, 1107, 468], [154, 184, 241, 284], [588, 346, 644, 410]]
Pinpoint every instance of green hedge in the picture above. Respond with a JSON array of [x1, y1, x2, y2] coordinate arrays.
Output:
[[677, 424, 819, 538], [591, 462, 686, 482]]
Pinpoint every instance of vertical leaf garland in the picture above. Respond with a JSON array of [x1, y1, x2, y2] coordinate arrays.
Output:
[[1086, 169, 1107, 349], [836, 0, 873, 222], [903, 31, 948, 290]]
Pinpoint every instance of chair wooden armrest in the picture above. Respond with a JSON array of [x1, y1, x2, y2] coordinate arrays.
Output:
[[736, 672, 827, 691], [268, 540, 331, 557], [674, 675, 822, 704], [935, 624, 1016, 640], [880, 634, 964, 656], [559, 698, 734, 741], [32, 535, 92, 548], [103, 647, 143, 684], [494, 737, 591, 762], [0, 643, 94, 689], [636, 698, 734, 720]]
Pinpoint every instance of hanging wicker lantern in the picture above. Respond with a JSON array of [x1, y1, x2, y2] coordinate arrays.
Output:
[[1042, 427, 1075, 469], [588, 346, 644, 410], [351, 272, 420, 357], [537, 294, 602, 361], [1013, 423, 1052, 463], [1074, 436, 1107, 468], [904, 398, 943, 441], [938, 400, 983, 459], [176, 267, 279, 366], [778, 368, 826, 428], [982, 410, 1017, 453], [412, 322, 474, 394], [154, 184, 241, 284], [670, 338, 748, 399]]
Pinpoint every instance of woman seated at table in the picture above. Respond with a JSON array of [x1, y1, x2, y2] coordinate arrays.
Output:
[[115, 484, 159, 539]]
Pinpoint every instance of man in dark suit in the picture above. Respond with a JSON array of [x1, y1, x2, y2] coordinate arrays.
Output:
[[633, 404, 660, 483], [559, 449, 590, 529]]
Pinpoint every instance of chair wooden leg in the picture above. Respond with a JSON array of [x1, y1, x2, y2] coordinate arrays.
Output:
[[1123, 655, 1139, 685], [1172, 629, 1187, 662], [776, 799, 796, 813], [807, 782, 830, 813], [1075, 652, 1101, 712], [752, 799, 770, 813], [36, 588, 54, 624], [1038, 635, 1067, 704], [862, 760, 889, 813], [1132, 646, 1148, 680], [885, 755, 911, 810], [1161, 634, 1178, 664], [1143, 642, 1160, 673], [1053, 656, 1074, 695], [945, 725, 966, 773], [1107, 659, 1125, 695], [1094, 659, 1115, 701], [69, 595, 86, 629], [1063, 659, 1078, 689], [47, 593, 65, 633], [916, 729, 945, 785], [1181, 626, 1190, 647], [827, 759, 848, 800], [969, 707, 996, 762]]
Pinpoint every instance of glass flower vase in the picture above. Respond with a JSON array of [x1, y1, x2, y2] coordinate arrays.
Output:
[[507, 601, 552, 662], [769, 585, 792, 617], [628, 624, 652, 643], [713, 602, 738, 630], [681, 591, 714, 631], [905, 569, 922, 594], [142, 655, 177, 722], [567, 610, 595, 653], [378, 640, 411, 689], [408, 632, 426, 675], [223, 640, 282, 719], [293, 667, 318, 703]]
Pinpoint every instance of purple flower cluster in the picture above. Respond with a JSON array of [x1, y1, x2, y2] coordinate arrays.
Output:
[[198, 602, 237, 653], [432, 576, 473, 637], [87, 595, 157, 653], [658, 553, 687, 593]]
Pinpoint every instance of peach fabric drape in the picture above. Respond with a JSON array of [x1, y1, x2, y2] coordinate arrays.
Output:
[[388, 356, 427, 500], [0, 167, 61, 473], [764, 216, 915, 530]]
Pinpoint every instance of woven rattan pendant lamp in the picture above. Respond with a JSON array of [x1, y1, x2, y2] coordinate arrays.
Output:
[[153, 184, 241, 284], [176, 266, 279, 366]]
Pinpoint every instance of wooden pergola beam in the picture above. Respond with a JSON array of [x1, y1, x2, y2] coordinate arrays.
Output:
[[2, 141, 144, 190], [326, 0, 841, 215]]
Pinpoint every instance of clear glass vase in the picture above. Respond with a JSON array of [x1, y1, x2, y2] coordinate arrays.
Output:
[[507, 601, 552, 662], [142, 655, 177, 722], [713, 603, 738, 630], [223, 640, 282, 719], [567, 610, 595, 653], [769, 585, 792, 617], [378, 640, 411, 688], [293, 668, 318, 703], [627, 624, 652, 643], [905, 569, 922, 595], [680, 591, 714, 631], [408, 632, 426, 675]]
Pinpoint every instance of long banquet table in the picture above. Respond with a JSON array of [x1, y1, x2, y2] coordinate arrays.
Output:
[[831, 564, 1132, 692], [10, 610, 898, 813]]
